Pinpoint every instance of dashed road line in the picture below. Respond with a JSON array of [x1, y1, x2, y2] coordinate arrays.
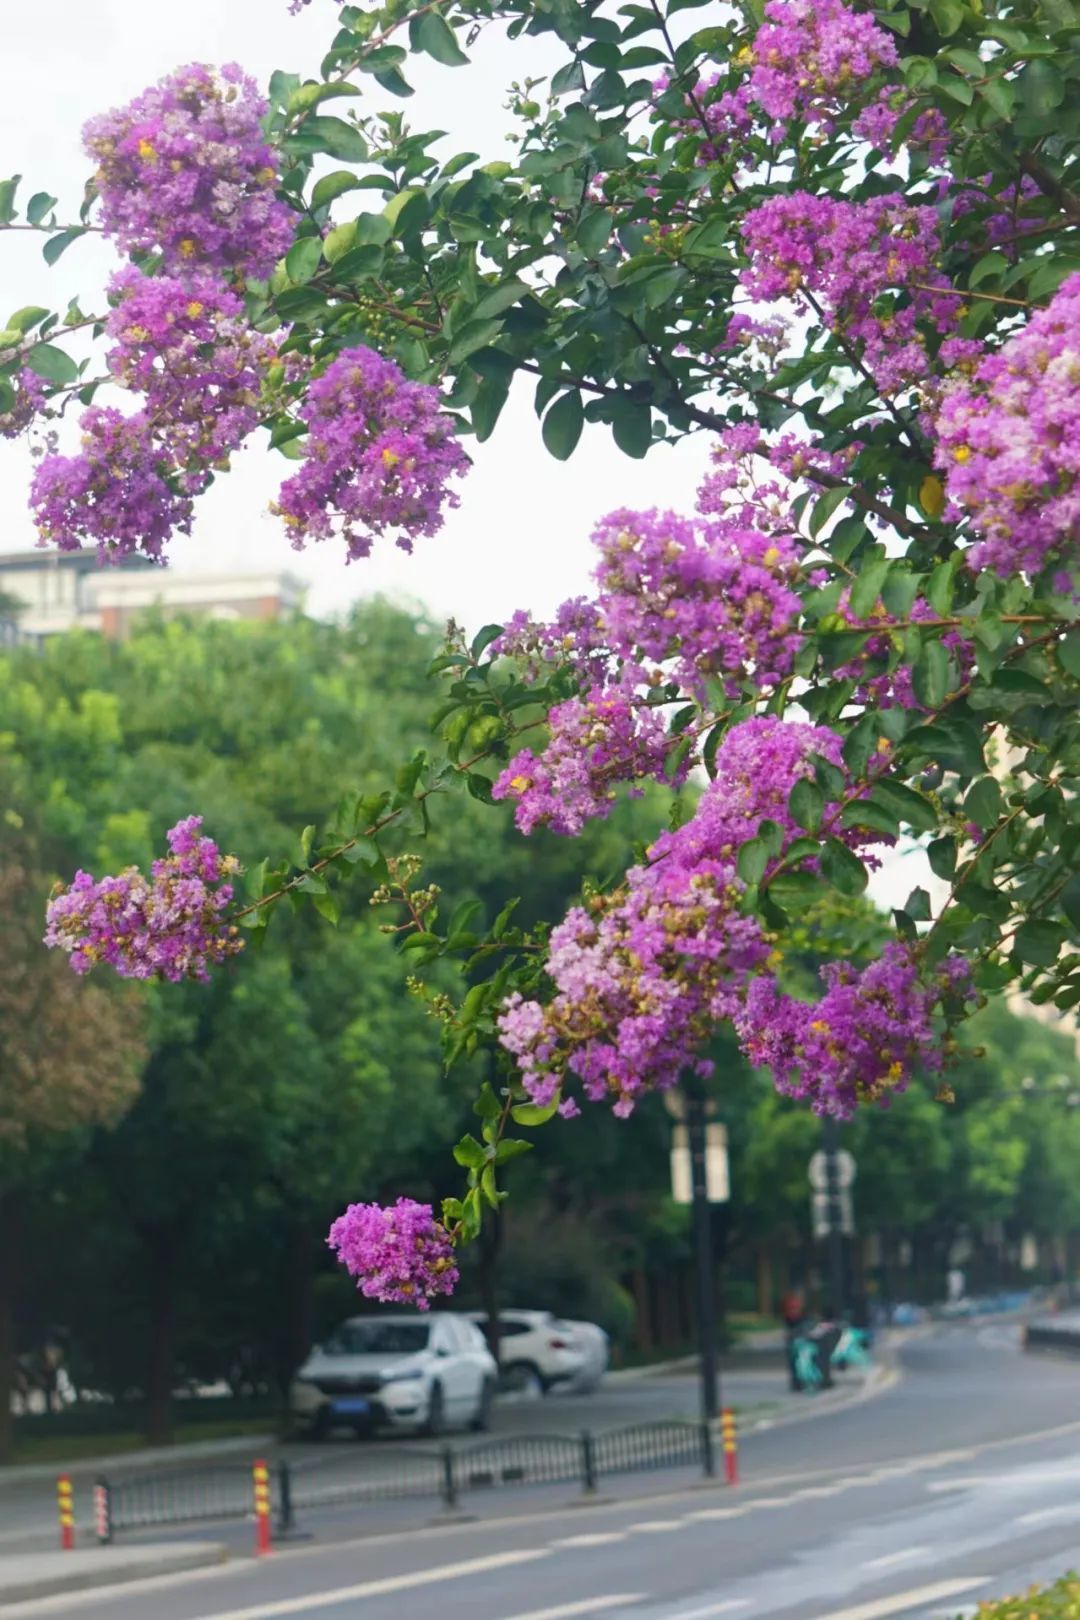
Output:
[[499, 1597, 644, 1620], [814, 1579, 990, 1620], [861, 1546, 929, 1572], [553, 1532, 629, 1549]]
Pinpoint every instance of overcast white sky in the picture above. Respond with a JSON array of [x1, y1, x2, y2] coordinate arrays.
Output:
[[0, 2, 935, 911], [0, 0, 710, 629]]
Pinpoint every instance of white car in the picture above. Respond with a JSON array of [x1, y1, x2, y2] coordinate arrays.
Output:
[[467, 1309, 608, 1393], [290, 1313, 497, 1438]]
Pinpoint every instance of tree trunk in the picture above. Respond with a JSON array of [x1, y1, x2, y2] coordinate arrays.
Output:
[[756, 1245, 774, 1318], [0, 1196, 19, 1462], [143, 1229, 175, 1446], [278, 1220, 314, 1399]]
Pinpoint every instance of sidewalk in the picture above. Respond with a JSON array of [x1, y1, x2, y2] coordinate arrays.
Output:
[[0, 1541, 227, 1606]]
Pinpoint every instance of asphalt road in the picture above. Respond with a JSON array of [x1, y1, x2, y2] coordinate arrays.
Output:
[[7, 1322, 1080, 1619]]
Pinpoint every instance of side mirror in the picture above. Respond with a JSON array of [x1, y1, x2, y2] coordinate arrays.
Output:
[[436, 1345, 451, 1358]]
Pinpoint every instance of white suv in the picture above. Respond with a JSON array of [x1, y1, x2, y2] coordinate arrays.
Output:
[[467, 1309, 607, 1393], [290, 1313, 497, 1437]]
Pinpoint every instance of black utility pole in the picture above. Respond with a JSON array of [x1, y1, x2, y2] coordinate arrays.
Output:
[[821, 1115, 847, 1317], [687, 1088, 720, 1421]]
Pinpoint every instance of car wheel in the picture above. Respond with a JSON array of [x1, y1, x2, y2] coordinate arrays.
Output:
[[505, 1360, 547, 1397], [422, 1382, 446, 1437], [470, 1377, 495, 1432]]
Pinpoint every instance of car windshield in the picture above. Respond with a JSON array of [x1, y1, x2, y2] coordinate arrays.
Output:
[[323, 1322, 431, 1356]]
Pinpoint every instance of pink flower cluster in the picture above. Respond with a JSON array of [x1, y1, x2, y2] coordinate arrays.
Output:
[[83, 63, 293, 280], [492, 687, 676, 837], [273, 346, 470, 561], [746, 0, 898, 136], [497, 716, 885, 1117], [933, 272, 1080, 578], [0, 368, 48, 442], [497, 503, 805, 701], [740, 192, 961, 395], [327, 1198, 459, 1309], [44, 816, 243, 982], [736, 946, 973, 1117]]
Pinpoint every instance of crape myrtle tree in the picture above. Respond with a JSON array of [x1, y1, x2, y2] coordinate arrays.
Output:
[[5, 0, 1080, 1306]]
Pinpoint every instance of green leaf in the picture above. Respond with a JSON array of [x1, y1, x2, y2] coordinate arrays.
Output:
[[311, 889, 340, 926], [384, 187, 430, 238], [768, 870, 821, 909], [510, 1100, 559, 1126], [6, 305, 49, 335], [809, 485, 849, 538], [1057, 629, 1080, 678], [963, 775, 1002, 830], [24, 342, 77, 385], [1061, 874, 1080, 934], [26, 191, 57, 226], [542, 390, 584, 460], [849, 553, 891, 618], [416, 10, 470, 65], [905, 886, 932, 922], [868, 780, 938, 834], [453, 1134, 487, 1169], [980, 76, 1016, 119], [311, 169, 363, 211], [473, 280, 530, 321], [473, 1082, 501, 1122], [322, 221, 356, 264], [287, 81, 361, 115], [448, 318, 504, 365], [494, 1138, 533, 1164], [611, 400, 652, 458], [286, 236, 323, 284], [302, 116, 369, 162], [373, 67, 414, 97], [928, 835, 957, 880], [1020, 58, 1065, 116], [789, 776, 824, 833], [1014, 920, 1067, 966], [0, 175, 20, 226], [551, 60, 587, 96], [42, 227, 85, 266], [821, 838, 868, 896], [929, 0, 965, 34], [737, 835, 770, 886], [912, 640, 950, 709], [577, 208, 613, 257]]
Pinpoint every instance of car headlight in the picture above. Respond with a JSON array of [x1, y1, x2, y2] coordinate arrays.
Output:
[[380, 1367, 425, 1384]]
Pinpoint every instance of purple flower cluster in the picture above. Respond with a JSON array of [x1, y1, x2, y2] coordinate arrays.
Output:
[[736, 946, 973, 1117], [497, 504, 805, 701], [30, 407, 194, 562], [273, 346, 470, 561], [747, 0, 898, 136], [497, 716, 881, 1118], [44, 816, 243, 982], [105, 268, 276, 493], [84, 63, 293, 280], [740, 193, 961, 395], [326, 1198, 459, 1308], [492, 687, 676, 837], [933, 272, 1080, 578], [0, 367, 48, 441]]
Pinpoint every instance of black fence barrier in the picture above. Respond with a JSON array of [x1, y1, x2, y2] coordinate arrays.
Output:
[[97, 1418, 717, 1539], [1024, 1321, 1080, 1357]]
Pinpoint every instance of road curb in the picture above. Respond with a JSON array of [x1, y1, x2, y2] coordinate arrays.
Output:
[[740, 1358, 899, 1436], [0, 1541, 228, 1606], [0, 1433, 277, 1492]]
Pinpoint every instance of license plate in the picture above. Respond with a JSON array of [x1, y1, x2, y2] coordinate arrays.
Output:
[[332, 1397, 370, 1416]]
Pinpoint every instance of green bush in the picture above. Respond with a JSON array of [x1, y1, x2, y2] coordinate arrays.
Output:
[[965, 1574, 1080, 1618]]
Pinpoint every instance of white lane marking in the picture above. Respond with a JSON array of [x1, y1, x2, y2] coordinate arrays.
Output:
[[554, 1533, 629, 1548], [193, 1548, 549, 1620], [861, 1546, 929, 1572], [815, 1579, 990, 1620], [661, 1602, 750, 1619], [500, 1597, 644, 1620], [744, 1496, 787, 1508], [797, 1484, 848, 1500], [686, 1507, 744, 1522], [924, 1478, 988, 1493], [1017, 1504, 1080, 1527], [630, 1520, 685, 1533]]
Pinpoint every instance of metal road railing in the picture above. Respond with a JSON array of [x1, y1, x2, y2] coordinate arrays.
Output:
[[94, 1417, 722, 1541]]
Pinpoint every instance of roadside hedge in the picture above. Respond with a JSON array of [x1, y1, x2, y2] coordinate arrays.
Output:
[[966, 1576, 1080, 1617]]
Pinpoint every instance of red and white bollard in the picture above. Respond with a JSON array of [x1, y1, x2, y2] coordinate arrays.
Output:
[[56, 1473, 75, 1550], [93, 1478, 112, 1544], [721, 1407, 739, 1486], [252, 1459, 272, 1556]]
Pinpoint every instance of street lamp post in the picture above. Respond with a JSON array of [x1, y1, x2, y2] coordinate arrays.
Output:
[[821, 1116, 847, 1318], [687, 1088, 720, 1423]]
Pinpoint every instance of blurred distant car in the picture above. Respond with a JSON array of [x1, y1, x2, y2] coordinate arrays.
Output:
[[467, 1310, 608, 1393], [290, 1313, 496, 1438], [889, 1302, 928, 1326]]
